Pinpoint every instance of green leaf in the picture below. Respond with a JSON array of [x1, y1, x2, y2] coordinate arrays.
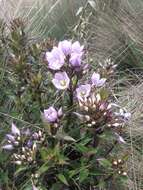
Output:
[[56, 132, 76, 142], [62, 135, 76, 142], [15, 166, 28, 176], [40, 147, 50, 160], [57, 174, 69, 186], [68, 170, 79, 178], [75, 144, 89, 153], [37, 163, 49, 176], [98, 158, 112, 168], [79, 169, 89, 183]]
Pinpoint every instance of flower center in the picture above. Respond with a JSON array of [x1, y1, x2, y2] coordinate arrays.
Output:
[[60, 80, 66, 86], [80, 91, 86, 96]]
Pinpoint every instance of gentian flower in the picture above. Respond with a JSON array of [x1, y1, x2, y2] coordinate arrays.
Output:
[[69, 41, 84, 68], [46, 47, 65, 70], [71, 41, 84, 55], [91, 73, 106, 87], [58, 40, 72, 56], [70, 53, 82, 68], [6, 134, 15, 142], [43, 106, 63, 123], [76, 84, 91, 100], [52, 72, 70, 90], [43, 107, 58, 123], [11, 123, 20, 136], [2, 144, 14, 150]]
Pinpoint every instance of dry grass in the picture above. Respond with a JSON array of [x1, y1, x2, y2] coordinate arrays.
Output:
[[87, 0, 143, 68], [118, 81, 143, 190], [0, 0, 86, 39]]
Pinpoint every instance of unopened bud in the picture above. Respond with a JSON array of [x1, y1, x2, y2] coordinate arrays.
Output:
[[34, 173, 39, 178], [91, 121, 96, 125], [84, 106, 89, 112], [14, 141, 19, 146], [85, 115, 90, 121], [14, 160, 22, 165], [112, 123, 120, 127], [122, 172, 127, 176], [32, 143, 37, 151], [113, 161, 118, 165], [27, 157, 33, 162], [53, 123, 58, 128], [22, 147, 25, 152], [118, 159, 122, 163], [21, 155, 26, 160], [38, 130, 42, 137]]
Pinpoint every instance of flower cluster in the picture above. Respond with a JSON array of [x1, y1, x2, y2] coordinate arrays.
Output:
[[76, 72, 106, 101], [99, 58, 117, 76], [2, 123, 45, 165], [75, 91, 130, 130], [46, 40, 86, 90], [74, 72, 130, 139], [112, 158, 127, 176]]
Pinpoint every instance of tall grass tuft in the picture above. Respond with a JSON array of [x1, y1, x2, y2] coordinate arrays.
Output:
[[0, 0, 86, 39], [87, 0, 143, 69]]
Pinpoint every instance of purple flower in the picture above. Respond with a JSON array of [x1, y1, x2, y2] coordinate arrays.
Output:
[[72, 41, 84, 55], [115, 109, 131, 121], [70, 53, 82, 68], [46, 47, 65, 70], [27, 140, 33, 148], [11, 123, 20, 136], [91, 73, 106, 87], [69, 41, 84, 68], [76, 84, 91, 100], [58, 40, 72, 56], [52, 72, 70, 90], [32, 132, 39, 140], [32, 185, 38, 190], [43, 107, 58, 123], [2, 144, 14, 150], [6, 134, 15, 142]]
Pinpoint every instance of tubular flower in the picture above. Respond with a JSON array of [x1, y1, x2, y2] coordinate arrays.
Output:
[[71, 41, 84, 55], [91, 72, 106, 87], [52, 72, 70, 90], [46, 47, 65, 70], [69, 41, 84, 68], [11, 123, 20, 136], [2, 123, 45, 165], [76, 84, 91, 101], [43, 107, 58, 123], [58, 40, 72, 56]]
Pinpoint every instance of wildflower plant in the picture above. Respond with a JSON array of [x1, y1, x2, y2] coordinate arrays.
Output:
[[0, 20, 130, 190]]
